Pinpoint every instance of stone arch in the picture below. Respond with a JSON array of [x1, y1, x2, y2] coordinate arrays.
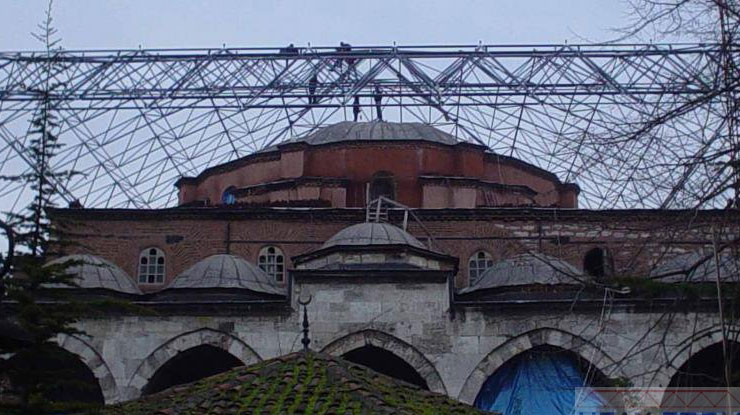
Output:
[[320, 329, 447, 394], [55, 333, 119, 403], [126, 328, 261, 399], [664, 327, 740, 386], [457, 328, 622, 404]]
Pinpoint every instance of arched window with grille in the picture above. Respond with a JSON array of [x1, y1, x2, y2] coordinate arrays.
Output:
[[258, 246, 285, 282], [468, 251, 494, 284], [139, 247, 165, 284], [221, 186, 236, 205]]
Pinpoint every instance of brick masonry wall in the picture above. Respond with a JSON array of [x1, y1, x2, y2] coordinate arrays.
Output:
[[52, 209, 740, 289]]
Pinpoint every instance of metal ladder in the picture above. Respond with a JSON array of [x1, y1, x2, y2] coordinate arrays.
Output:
[[365, 196, 438, 250]]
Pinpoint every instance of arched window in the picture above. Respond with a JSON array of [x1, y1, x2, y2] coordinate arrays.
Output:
[[369, 171, 396, 201], [139, 247, 165, 284], [469, 251, 494, 284], [258, 246, 285, 282], [221, 186, 236, 205], [583, 247, 611, 278]]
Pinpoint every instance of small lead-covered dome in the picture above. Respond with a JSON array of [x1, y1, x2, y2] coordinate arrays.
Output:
[[295, 222, 454, 271], [650, 250, 740, 283], [461, 254, 586, 293], [168, 254, 284, 295], [45, 254, 142, 294], [322, 222, 427, 250]]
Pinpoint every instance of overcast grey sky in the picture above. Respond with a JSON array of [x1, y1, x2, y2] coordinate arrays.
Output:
[[0, 0, 635, 51]]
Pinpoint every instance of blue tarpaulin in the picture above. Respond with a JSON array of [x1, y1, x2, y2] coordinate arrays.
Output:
[[474, 350, 605, 415]]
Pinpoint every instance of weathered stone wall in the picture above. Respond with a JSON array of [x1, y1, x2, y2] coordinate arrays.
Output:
[[60, 276, 730, 404]]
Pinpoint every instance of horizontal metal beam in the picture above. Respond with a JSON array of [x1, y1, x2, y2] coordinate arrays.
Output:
[[0, 43, 733, 212]]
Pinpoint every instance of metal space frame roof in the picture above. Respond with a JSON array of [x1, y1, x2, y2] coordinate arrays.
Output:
[[0, 43, 730, 212]]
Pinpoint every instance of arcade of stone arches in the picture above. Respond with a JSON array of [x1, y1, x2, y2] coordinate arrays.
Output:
[[12, 327, 739, 415]]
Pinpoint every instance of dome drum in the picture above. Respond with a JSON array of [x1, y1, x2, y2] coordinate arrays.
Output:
[[175, 121, 579, 209]]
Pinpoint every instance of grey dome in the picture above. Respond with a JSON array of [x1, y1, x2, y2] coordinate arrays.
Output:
[[461, 254, 586, 293], [45, 254, 142, 294], [322, 222, 427, 250], [168, 254, 284, 295], [650, 251, 740, 283], [283, 121, 460, 147]]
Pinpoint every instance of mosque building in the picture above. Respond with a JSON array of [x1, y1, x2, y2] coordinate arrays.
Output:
[[9, 120, 740, 413]]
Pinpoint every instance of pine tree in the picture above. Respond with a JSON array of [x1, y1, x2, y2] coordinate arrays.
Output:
[[0, 2, 101, 413], [2, 0, 74, 256]]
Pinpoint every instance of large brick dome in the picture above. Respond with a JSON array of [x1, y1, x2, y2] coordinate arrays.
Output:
[[175, 121, 580, 209]]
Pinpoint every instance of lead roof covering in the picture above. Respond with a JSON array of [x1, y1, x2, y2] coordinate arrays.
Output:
[[460, 253, 587, 293], [322, 222, 427, 250], [45, 254, 142, 294], [168, 254, 285, 295]]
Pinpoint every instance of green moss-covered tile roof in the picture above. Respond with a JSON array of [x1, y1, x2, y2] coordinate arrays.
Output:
[[103, 351, 494, 415]]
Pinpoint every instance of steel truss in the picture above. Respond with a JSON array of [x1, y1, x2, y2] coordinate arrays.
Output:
[[0, 43, 731, 211]]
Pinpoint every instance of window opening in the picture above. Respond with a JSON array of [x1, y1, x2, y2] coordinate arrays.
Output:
[[222, 186, 236, 205], [258, 246, 285, 282], [139, 247, 165, 284], [584, 248, 610, 278], [369, 171, 396, 201], [469, 251, 494, 284]]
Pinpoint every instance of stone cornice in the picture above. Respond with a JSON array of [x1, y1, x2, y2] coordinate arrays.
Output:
[[48, 206, 740, 224]]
